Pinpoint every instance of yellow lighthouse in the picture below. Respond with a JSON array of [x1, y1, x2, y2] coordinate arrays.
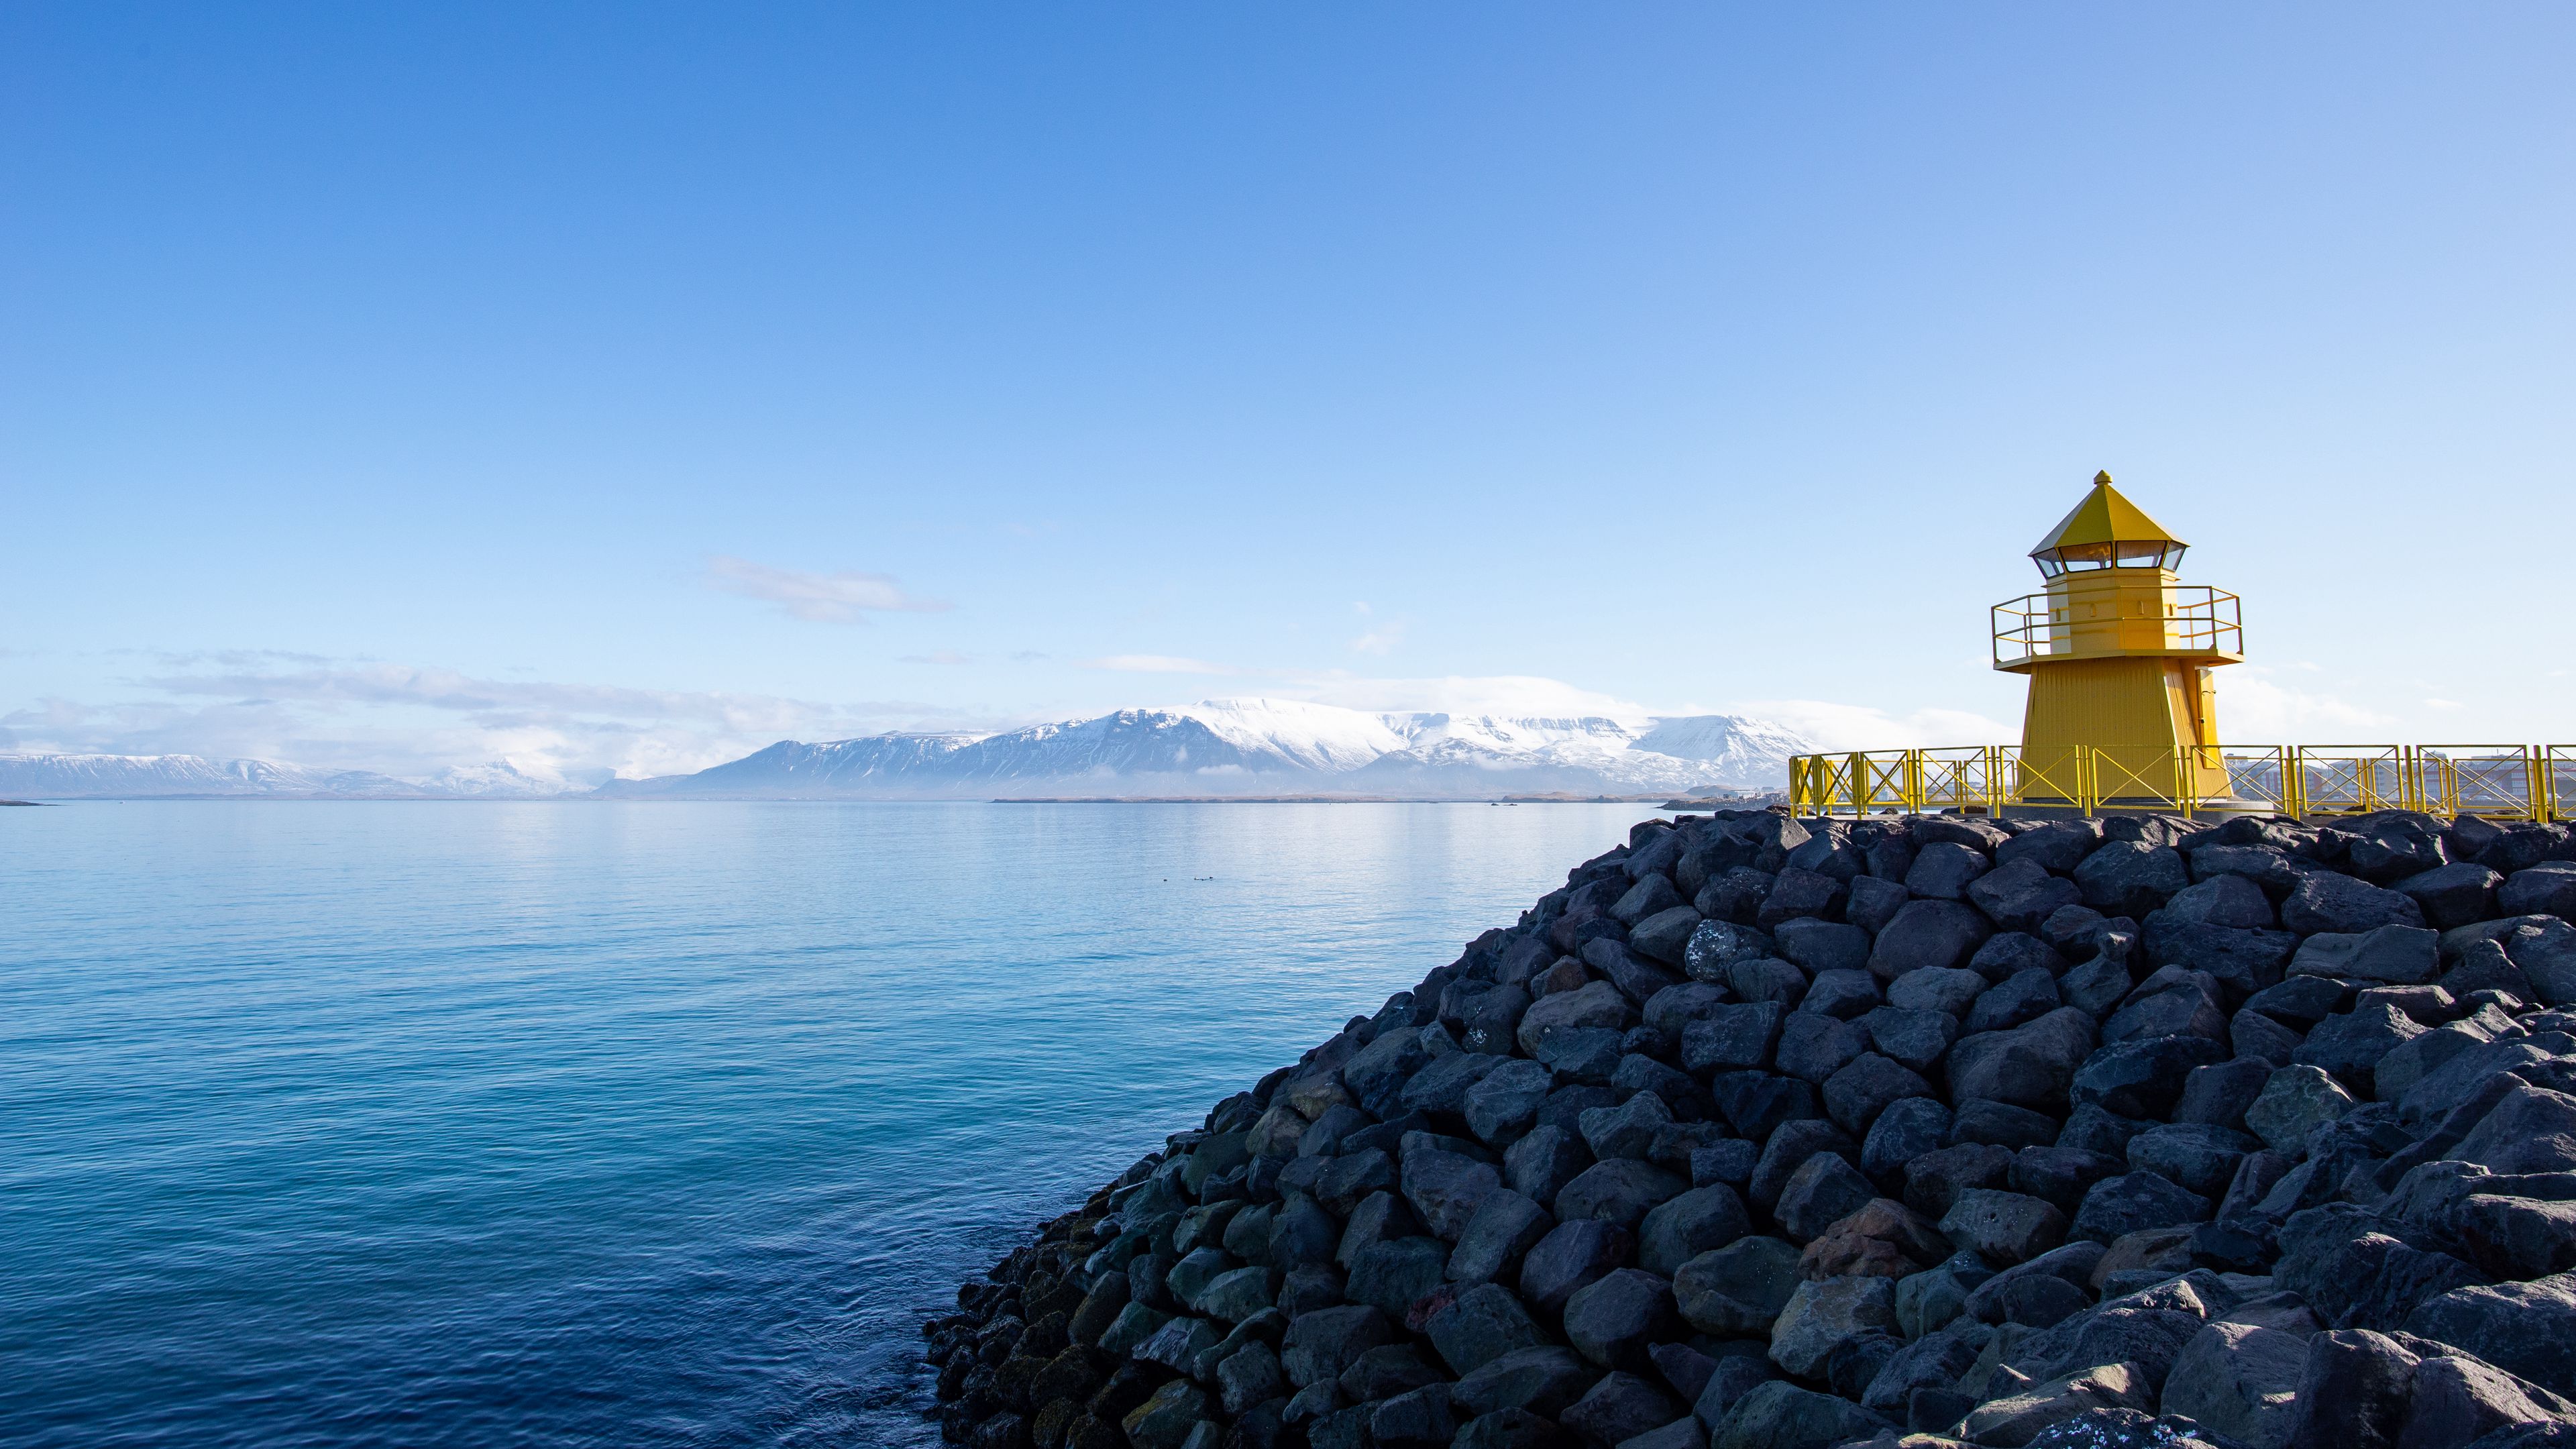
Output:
[[1992, 472, 2243, 805]]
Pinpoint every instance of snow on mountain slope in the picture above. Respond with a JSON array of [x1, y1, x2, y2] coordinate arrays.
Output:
[[0, 753, 578, 799], [598, 699, 1814, 798], [415, 761, 580, 798], [1633, 714, 1819, 781], [0, 703, 1813, 800], [1177, 698, 1412, 771]]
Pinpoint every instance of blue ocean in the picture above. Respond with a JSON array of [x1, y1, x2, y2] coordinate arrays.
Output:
[[0, 800, 1660, 1448]]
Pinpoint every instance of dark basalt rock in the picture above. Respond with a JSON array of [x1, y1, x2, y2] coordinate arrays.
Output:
[[922, 807, 2576, 1449]]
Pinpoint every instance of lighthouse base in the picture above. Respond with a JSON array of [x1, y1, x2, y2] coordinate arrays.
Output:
[[2018, 655, 2231, 800]]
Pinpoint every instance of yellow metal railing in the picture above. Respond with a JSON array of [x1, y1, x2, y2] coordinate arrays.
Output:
[[1788, 744, 2572, 821], [1992, 585, 2242, 669]]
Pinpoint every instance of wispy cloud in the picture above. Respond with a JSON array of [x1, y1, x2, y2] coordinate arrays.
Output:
[[5, 661, 994, 783], [1729, 699, 2015, 752], [901, 650, 972, 665], [703, 555, 950, 624], [2215, 668, 2392, 740], [1081, 654, 1240, 674], [1350, 620, 1406, 656], [1293, 674, 1652, 720]]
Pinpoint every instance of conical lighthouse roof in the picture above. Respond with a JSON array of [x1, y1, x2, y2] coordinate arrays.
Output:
[[2031, 471, 2184, 557]]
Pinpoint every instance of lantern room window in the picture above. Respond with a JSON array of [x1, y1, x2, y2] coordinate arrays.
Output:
[[2033, 541, 2187, 577]]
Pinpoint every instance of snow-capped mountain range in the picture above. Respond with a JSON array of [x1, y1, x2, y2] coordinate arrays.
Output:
[[596, 699, 1811, 800], [0, 700, 1813, 801], [0, 754, 572, 800]]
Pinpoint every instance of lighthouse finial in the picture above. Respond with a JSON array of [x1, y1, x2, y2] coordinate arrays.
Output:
[[2094, 470, 2114, 487]]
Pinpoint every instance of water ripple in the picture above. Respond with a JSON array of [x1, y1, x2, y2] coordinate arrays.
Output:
[[0, 800, 1656, 1447]]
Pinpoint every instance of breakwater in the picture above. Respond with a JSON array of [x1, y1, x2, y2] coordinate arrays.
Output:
[[920, 807, 2576, 1449]]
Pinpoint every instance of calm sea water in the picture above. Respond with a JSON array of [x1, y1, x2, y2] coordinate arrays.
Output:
[[0, 800, 1660, 1448]]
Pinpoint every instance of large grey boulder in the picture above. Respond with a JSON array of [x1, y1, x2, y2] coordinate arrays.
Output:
[[1822, 1053, 1934, 1136], [1888, 965, 1988, 1016], [1519, 981, 1640, 1057], [2191, 843, 2309, 895], [1580, 1089, 1674, 1162], [1563, 1268, 1678, 1370], [1748, 1120, 1858, 1214], [1556, 1159, 1686, 1230], [1772, 919, 1868, 976], [2174, 1057, 2273, 1131], [1505, 1125, 1592, 1210], [2295, 1002, 2430, 1093], [1774, 1153, 1878, 1243], [2127, 1122, 2257, 1199], [2160, 872, 2277, 928], [1861, 1096, 1953, 1178], [2163, 1320, 2308, 1444], [1367, 1383, 1458, 1448], [1940, 1188, 2069, 1265], [1615, 873, 1686, 926], [1631, 906, 1707, 967], [1281, 1303, 1394, 1387], [1961, 1362, 2157, 1446], [2283, 871, 2425, 934], [1684, 921, 1776, 983], [1948, 1008, 2100, 1110], [1707, 1380, 1884, 1449], [1970, 859, 2086, 934], [1644, 982, 1735, 1040], [1860, 1005, 1957, 1072], [1796, 967, 1880, 1020], [1558, 1371, 1683, 1447], [1772, 1013, 1867, 1085], [1866, 900, 1993, 981], [1966, 968, 2064, 1035], [2071, 1171, 2211, 1243], [2141, 917, 2298, 997], [2409, 1273, 2576, 1400], [2400, 861, 2505, 930], [1998, 820, 2101, 873], [1346, 1236, 1450, 1317], [2504, 862, 2576, 921], [1638, 1184, 1751, 1277], [1424, 1282, 1551, 1376], [1845, 875, 1911, 935], [1450, 1344, 1597, 1419], [1681, 1003, 1784, 1075], [2076, 841, 2190, 918], [1673, 1236, 1803, 1337], [2246, 1065, 2361, 1150], [2290, 924, 2441, 985], [1767, 1275, 1896, 1379], [1401, 1050, 1511, 1118], [1466, 1058, 1560, 1145], [1906, 841, 1991, 901], [2072, 1035, 2231, 1120], [1403, 1148, 1502, 1239], [1521, 1218, 1634, 1315], [1120, 1379, 1211, 1449], [1450, 1189, 1555, 1286], [2102, 972, 2229, 1046]]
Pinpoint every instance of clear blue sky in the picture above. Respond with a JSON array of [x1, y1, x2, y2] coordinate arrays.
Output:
[[5, 5, 2570, 782]]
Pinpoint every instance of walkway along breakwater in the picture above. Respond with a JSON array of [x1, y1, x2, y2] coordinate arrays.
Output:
[[918, 805, 2576, 1449]]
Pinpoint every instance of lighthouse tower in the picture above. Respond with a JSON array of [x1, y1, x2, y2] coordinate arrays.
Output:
[[1993, 472, 2243, 804]]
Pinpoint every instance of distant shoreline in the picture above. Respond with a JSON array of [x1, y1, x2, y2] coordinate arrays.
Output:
[[0, 793, 1784, 806]]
